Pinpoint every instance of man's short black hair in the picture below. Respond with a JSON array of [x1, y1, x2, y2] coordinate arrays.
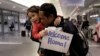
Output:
[[40, 3, 57, 18]]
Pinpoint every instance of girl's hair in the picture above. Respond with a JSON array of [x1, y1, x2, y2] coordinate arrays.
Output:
[[27, 6, 39, 15], [27, 6, 41, 23]]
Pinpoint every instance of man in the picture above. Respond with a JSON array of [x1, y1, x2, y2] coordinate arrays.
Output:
[[39, 3, 86, 56], [39, 3, 64, 56]]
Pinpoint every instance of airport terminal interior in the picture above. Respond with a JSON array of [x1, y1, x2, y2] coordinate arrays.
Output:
[[0, 0, 100, 56]]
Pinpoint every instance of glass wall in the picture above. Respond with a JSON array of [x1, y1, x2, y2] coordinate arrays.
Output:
[[12, 11, 19, 31], [0, 9, 2, 34], [14, 16, 19, 31], [3, 15, 9, 33], [0, 15, 1, 33], [0, 9, 20, 34]]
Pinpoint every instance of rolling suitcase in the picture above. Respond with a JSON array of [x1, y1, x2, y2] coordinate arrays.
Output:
[[21, 30, 26, 37]]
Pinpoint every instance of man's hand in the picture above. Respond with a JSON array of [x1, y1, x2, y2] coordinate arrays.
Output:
[[54, 17, 61, 26]]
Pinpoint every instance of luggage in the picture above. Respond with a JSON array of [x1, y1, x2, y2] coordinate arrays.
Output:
[[21, 30, 26, 37]]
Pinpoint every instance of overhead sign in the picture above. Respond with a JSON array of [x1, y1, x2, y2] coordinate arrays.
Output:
[[41, 29, 73, 53]]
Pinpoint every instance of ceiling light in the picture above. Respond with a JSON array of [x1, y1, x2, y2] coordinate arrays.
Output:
[[90, 14, 99, 18], [22, 9, 25, 11], [0, 2, 2, 4], [13, 6, 16, 8], [82, 13, 86, 15], [94, 3, 100, 6]]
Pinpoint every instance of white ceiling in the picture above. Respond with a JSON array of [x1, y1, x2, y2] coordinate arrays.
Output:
[[0, 0, 100, 17], [10, 0, 46, 7], [67, 0, 100, 17], [0, 0, 28, 13]]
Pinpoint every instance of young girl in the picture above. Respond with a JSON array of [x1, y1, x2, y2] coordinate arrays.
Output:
[[27, 6, 44, 42]]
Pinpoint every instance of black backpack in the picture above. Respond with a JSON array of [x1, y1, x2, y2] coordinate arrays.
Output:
[[78, 30, 89, 56], [62, 20, 89, 56]]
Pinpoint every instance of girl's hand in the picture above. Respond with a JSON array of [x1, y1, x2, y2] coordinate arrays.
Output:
[[39, 30, 47, 37]]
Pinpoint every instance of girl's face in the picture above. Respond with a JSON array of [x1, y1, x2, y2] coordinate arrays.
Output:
[[31, 12, 39, 22], [27, 12, 34, 19]]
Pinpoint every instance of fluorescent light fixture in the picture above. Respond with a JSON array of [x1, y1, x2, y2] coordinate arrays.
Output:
[[82, 13, 86, 15], [94, 3, 100, 6], [0, 2, 2, 4], [13, 6, 16, 8], [10, 0, 45, 7], [22, 9, 25, 11], [90, 14, 99, 18]]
